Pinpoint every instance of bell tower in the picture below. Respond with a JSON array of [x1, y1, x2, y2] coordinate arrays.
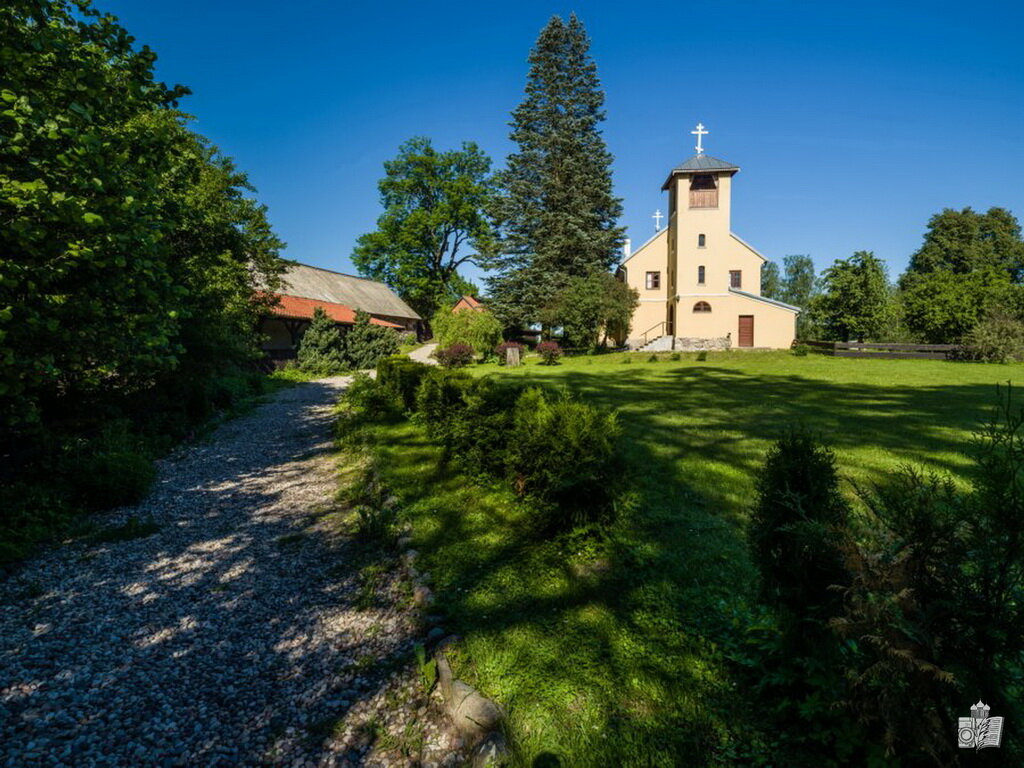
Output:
[[661, 125, 743, 308]]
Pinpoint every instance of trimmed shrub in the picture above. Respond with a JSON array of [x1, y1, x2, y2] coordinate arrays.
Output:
[[377, 356, 431, 411], [505, 388, 620, 529], [494, 341, 524, 365], [791, 343, 810, 357], [749, 429, 849, 620], [436, 343, 475, 369], [537, 341, 562, 365]]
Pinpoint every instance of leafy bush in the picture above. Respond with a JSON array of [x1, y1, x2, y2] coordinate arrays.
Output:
[[431, 305, 503, 357], [505, 388, 619, 529], [749, 429, 849, 621], [336, 373, 397, 434], [436, 343, 475, 368], [341, 310, 400, 370], [67, 449, 156, 510], [298, 307, 346, 374], [791, 343, 810, 356], [537, 341, 562, 365], [647, 354, 659, 363], [696, 351, 707, 361], [670, 352, 681, 361], [376, 356, 431, 411], [962, 305, 1024, 362], [494, 341, 524, 365]]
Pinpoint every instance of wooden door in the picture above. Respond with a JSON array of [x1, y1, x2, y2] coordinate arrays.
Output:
[[738, 315, 754, 347]]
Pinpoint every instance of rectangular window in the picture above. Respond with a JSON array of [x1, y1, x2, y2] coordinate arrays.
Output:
[[698, 234, 706, 247], [730, 270, 742, 289], [698, 265, 705, 284], [645, 271, 661, 290]]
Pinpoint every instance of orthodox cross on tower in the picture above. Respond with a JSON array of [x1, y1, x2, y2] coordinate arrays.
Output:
[[691, 122, 708, 155], [653, 209, 663, 231]]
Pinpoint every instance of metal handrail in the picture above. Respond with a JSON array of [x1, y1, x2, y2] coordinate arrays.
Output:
[[640, 321, 666, 346]]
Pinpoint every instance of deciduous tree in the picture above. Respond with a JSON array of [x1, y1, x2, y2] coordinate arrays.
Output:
[[353, 137, 496, 318], [814, 251, 891, 341]]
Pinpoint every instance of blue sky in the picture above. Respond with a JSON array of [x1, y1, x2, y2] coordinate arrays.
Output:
[[103, 0, 1023, 288]]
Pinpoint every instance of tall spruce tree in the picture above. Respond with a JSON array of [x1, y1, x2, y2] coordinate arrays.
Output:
[[485, 14, 624, 329]]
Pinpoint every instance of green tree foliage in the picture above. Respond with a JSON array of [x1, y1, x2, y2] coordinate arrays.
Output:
[[906, 206, 1024, 277], [779, 254, 819, 338], [430, 306, 503, 357], [900, 207, 1024, 343], [1, 1, 283, 432], [813, 251, 891, 341], [340, 310, 400, 370], [0, 0, 285, 557], [540, 271, 638, 349], [297, 307, 345, 374], [486, 14, 624, 329], [760, 261, 781, 300], [1, 0, 187, 428], [352, 137, 497, 317], [902, 268, 1012, 343]]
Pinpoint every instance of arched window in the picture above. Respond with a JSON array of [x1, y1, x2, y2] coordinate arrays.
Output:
[[697, 265, 705, 284], [693, 301, 711, 313], [698, 234, 706, 247]]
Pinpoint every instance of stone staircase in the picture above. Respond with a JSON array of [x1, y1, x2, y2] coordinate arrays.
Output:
[[632, 334, 675, 353]]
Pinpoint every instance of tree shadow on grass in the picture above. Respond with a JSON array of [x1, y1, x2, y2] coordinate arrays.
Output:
[[373, 363, 1014, 766], [0, 380, 431, 766]]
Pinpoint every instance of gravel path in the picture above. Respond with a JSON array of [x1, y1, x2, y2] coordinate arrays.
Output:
[[0, 378, 458, 768], [406, 345, 437, 366]]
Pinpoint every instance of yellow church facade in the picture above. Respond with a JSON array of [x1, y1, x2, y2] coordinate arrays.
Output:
[[619, 128, 799, 350]]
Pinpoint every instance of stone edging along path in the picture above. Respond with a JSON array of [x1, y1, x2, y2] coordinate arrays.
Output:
[[0, 377, 467, 768]]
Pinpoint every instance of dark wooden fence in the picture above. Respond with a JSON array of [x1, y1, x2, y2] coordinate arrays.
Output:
[[801, 340, 960, 360]]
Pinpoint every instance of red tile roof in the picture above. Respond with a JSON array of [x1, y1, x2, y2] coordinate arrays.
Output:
[[269, 294, 402, 328], [453, 295, 485, 312]]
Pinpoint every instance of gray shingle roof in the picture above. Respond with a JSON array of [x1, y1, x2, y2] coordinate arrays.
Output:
[[278, 263, 421, 320], [661, 154, 740, 189]]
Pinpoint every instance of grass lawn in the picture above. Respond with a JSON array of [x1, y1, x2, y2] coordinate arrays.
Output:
[[353, 351, 1023, 766]]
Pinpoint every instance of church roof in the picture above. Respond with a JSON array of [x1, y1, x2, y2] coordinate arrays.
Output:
[[277, 263, 421, 320], [661, 154, 740, 189]]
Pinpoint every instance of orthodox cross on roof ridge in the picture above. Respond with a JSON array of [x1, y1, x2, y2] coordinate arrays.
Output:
[[691, 122, 708, 155], [653, 209, 663, 231]]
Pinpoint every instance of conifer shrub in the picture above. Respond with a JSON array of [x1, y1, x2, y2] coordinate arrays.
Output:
[[749, 429, 849, 620], [505, 388, 620, 530], [376, 356, 431, 411], [341, 310, 400, 370], [537, 341, 562, 365], [297, 307, 346, 374], [436, 343, 475, 368], [414, 369, 476, 443]]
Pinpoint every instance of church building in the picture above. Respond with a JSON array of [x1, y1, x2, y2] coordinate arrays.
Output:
[[619, 125, 799, 350]]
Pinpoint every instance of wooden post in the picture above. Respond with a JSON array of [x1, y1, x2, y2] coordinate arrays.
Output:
[[506, 346, 521, 368]]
